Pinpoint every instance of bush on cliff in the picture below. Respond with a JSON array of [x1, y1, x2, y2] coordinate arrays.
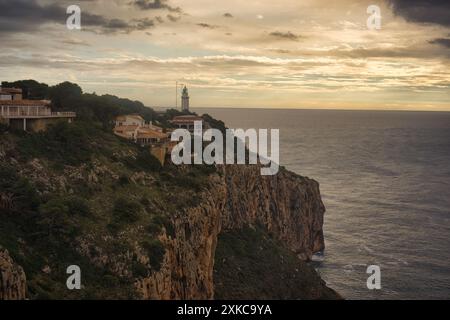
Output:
[[135, 148, 162, 172], [65, 196, 91, 217], [0, 165, 40, 214], [141, 239, 165, 272], [152, 214, 175, 238], [37, 198, 80, 238], [119, 147, 162, 173], [112, 198, 142, 223], [18, 121, 93, 166]]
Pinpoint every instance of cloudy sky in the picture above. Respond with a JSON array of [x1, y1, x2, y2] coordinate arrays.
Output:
[[1, 0, 449, 110]]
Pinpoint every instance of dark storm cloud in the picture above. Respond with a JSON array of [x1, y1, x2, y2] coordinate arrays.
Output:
[[269, 31, 302, 41], [387, 0, 450, 27], [429, 38, 450, 48], [131, 0, 182, 13], [0, 0, 64, 31], [0, 0, 156, 34]]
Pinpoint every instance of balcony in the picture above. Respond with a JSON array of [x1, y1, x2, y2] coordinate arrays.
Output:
[[0, 106, 76, 119]]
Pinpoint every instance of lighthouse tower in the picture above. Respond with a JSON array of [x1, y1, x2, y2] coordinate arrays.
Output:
[[181, 86, 190, 112]]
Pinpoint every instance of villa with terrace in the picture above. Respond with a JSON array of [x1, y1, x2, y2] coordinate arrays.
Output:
[[0, 87, 76, 132]]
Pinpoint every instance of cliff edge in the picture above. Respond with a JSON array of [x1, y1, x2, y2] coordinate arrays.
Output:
[[137, 165, 334, 299], [0, 122, 337, 300]]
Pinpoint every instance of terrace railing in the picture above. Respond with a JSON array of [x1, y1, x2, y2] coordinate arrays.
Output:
[[0, 106, 75, 118]]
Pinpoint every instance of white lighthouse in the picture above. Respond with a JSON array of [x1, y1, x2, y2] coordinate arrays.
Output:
[[181, 86, 190, 112]]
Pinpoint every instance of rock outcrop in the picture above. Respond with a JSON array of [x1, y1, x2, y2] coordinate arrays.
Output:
[[137, 165, 327, 299], [0, 247, 27, 300]]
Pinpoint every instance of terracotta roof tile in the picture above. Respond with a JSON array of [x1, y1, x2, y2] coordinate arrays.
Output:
[[137, 128, 168, 139]]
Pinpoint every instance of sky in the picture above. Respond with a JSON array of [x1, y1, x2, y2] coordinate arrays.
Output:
[[0, 0, 449, 111]]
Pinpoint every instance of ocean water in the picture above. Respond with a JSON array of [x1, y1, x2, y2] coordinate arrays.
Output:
[[193, 108, 450, 300]]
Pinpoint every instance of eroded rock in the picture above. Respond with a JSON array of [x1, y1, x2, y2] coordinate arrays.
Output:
[[0, 247, 27, 300]]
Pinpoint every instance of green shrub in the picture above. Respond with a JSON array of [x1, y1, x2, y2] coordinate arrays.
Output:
[[118, 175, 130, 186], [175, 175, 203, 192], [106, 222, 121, 234], [194, 164, 217, 175], [153, 215, 175, 238], [0, 165, 40, 214], [18, 121, 93, 166], [38, 198, 79, 237], [140, 197, 151, 207], [101, 275, 120, 287], [141, 239, 165, 271], [65, 196, 91, 216], [123, 148, 161, 172], [146, 222, 162, 235], [131, 262, 149, 278], [71, 181, 96, 200], [113, 198, 142, 223]]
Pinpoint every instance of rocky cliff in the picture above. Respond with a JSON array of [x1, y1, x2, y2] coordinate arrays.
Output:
[[136, 165, 328, 299], [0, 247, 27, 300], [0, 125, 335, 300]]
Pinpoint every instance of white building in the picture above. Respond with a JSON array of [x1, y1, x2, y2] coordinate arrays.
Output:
[[115, 114, 145, 127], [0, 87, 76, 131], [114, 114, 162, 132]]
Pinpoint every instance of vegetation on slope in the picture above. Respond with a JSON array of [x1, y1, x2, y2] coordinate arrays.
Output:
[[214, 226, 340, 300], [1, 79, 333, 300], [0, 80, 217, 299]]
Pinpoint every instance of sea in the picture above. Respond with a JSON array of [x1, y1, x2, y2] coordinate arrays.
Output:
[[193, 108, 450, 300]]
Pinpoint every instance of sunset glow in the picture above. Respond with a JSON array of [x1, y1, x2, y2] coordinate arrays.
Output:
[[1, 0, 449, 110]]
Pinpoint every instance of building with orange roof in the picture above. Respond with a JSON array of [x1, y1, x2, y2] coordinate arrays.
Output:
[[113, 125, 140, 140], [136, 128, 168, 145], [113, 115, 171, 165]]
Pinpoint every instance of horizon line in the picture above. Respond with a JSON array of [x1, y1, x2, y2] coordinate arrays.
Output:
[[176, 106, 450, 113]]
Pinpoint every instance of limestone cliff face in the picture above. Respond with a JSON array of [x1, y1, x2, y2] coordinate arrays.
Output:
[[0, 247, 27, 300], [137, 165, 327, 299], [0, 156, 328, 300]]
